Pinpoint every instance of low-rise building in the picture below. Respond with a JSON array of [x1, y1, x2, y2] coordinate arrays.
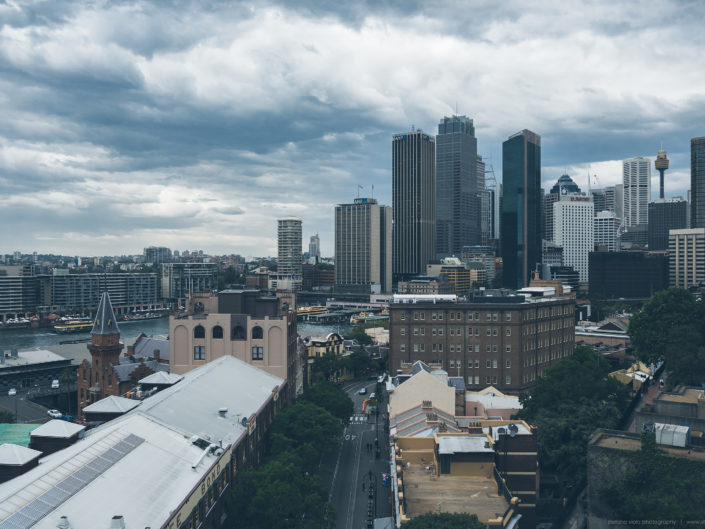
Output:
[[169, 290, 298, 399]]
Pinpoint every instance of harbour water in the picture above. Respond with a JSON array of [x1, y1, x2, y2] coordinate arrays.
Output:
[[0, 319, 352, 351]]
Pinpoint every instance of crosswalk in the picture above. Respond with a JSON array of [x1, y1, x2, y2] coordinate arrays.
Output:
[[349, 414, 368, 423]]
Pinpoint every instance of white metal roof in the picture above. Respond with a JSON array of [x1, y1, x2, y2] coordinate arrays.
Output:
[[437, 435, 493, 455], [137, 355, 284, 446], [0, 349, 66, 368], [138, 371, 183, 385], [83, 396, 141, 415], [0, 414, 210, 528], [0, 444, 41, 466], [30, 420, 85, 439], [0, 356, 284, 528]]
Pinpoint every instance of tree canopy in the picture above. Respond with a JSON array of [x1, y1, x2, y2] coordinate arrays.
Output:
[[299, 382, 353, 424], [517, 346, 631, 482], [628, 287, 705, 385], [269, 400, 342, 462], [402, 512, 486, 529], [600, 432, 705, 520]]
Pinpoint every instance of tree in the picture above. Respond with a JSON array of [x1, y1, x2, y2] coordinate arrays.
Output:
[[300, 382, 353, 424], [59, 368, 75, 415], [345, 325, 373, 345], [268, 400, 342, 462], [347, 349, 374, 377], [311, 351, 341, 382], [628, 287, 705, 384], [0, 410, 15, 424], [517, 346, 631, 483], [229, 456, 334, 529], [402, 512, 486, 529]]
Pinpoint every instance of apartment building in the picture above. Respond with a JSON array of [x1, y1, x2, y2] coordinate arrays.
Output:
[[389, 292, 575, 394]]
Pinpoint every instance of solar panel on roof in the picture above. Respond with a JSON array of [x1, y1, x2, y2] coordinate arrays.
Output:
[[87, 457, 111, 473], [56, 475, 83, 494]]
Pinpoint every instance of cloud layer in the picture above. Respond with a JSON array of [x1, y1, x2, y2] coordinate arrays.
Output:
[[1, 0, 704, 256]]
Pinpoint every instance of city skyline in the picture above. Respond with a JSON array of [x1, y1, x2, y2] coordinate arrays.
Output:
[[1, 1, 704, 256]]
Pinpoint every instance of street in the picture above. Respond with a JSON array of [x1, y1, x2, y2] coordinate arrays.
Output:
[[0, 383, 65, 424], [323, 379, 393, 529]]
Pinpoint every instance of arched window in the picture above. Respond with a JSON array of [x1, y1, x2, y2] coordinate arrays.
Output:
[[212, 325, 223, 339], [232, 325, 246, 340], [252, 326, 263, 340], [194, 325, 205, 339]]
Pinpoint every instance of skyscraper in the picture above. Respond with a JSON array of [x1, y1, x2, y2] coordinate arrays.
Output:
[[277, 218, 302, 290], [553, 194, 594, 282], [648, 198, 688, 251], [691, 137, 705, 228], [594, 210, 620, 252], [393, 130, 435, 282], [623, 157, 650, 228], [309, 234, 320, 263], [501, 129, 542, 289], [544, 174, 581, 242], [335, 197, 392, 293], [435, 116, 479, 258]]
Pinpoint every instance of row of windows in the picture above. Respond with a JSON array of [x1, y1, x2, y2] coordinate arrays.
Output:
[[403, 311, 514, 322], [193, 345, 265, 361], [466, 375, 512, 385], [449, 359, 512, 369], [403, 327, 512, 337], [402, 343, 513, 353], [193, 324, 264, 341]]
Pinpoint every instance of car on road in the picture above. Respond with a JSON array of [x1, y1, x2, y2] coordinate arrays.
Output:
[[7, 388, 16, 396], [358, 387, 367, 395], [47, 409, 62, 419], [51, 379, 60, 389]]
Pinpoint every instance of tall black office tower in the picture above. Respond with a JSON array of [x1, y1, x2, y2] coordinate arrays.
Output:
[[435, 115, 479, 258], [692, 137, 705, 228], [501, 130, 542, 289], [393, 130, 436, 283]]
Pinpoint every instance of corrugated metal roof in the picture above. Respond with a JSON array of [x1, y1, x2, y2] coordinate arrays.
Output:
[[83, 396, 140, 414], [139, 371, 183, 385]]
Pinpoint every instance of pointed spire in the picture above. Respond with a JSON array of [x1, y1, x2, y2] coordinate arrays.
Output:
[[91, 292, 120, 335]]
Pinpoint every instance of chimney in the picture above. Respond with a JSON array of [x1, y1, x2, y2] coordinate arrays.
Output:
[[110, 516, 126, 529], [153, 349, 160, 362]]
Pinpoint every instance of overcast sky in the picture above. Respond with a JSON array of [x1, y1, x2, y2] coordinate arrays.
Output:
[[1, 0, 704, 258]]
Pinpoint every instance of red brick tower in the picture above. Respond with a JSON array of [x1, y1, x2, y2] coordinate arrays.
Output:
[[78, 292, 124, 413]]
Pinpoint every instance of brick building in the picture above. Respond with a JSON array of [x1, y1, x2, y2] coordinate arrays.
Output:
[[389, 292, 575, 394], [77, 293, 162, 415]]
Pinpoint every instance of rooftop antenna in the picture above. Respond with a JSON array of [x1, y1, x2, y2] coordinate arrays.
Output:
[[455, 101, 458, 115], [371, 184, 374, 199], [357, 184, 363, 198], [587, 165, 591, 195]]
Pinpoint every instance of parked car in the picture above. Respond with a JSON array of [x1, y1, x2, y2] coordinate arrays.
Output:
[[51, 379, 60, 389], [7, 388, 16, 396], [47, 409, 62, 419]]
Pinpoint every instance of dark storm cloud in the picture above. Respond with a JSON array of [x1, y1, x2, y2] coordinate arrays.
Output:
[[1, 0, 704, 255]]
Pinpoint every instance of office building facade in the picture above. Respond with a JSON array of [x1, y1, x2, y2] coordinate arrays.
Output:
[[309, 234, 321, 263], [143, 246, 172, 265], [669, 228, 705, 288], [594, 210, 620, 252], [553, 194, 594, 283], [389, 292, 575, 393], [501, 130, 542, 289], [435, 116, 479, 258], [692, 137, 705, 228], [334, 197, 392, 293], [589, 251, 668, 300], [544, 174, 581, 242], [393, 130, 436, 282], [623, 157, 651, 228], [648, 198, 688, 251]]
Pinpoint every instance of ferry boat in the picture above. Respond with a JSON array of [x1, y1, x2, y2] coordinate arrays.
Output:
[[296, 306, 329, 319], [53, 319, 93, 334]]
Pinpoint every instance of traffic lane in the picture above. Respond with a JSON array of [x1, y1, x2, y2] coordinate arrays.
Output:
[[330, 420, 367, 529]]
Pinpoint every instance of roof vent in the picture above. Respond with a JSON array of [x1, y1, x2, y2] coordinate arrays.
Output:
[[110, 515, 126, 529], [218, 407, 228, 416], [57, 516, 72, 529]]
